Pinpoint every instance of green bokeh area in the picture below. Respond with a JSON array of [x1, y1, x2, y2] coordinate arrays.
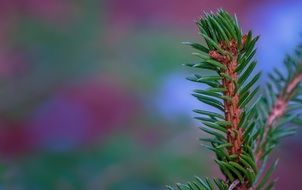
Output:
[[0, 1, 210, 189]]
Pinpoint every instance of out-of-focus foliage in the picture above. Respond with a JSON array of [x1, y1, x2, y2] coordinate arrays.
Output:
[[0, 1, 209, 189]]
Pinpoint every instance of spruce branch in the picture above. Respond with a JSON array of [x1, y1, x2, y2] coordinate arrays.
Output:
[[255, 69, 302, 163], [176, 9, 259, 190], [252, 47, 302, 189], [168, 9, 302, 190]]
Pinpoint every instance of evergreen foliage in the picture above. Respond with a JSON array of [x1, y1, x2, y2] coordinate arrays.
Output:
[[168, 9, 302, 190]]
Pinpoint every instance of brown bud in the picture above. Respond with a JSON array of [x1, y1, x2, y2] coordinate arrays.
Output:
[[241, 35, 248, 47]]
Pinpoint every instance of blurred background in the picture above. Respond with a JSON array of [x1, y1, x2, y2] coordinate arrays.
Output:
[[0, 0, 301, 189]]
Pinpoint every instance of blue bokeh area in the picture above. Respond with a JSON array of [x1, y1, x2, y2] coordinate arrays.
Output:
[[251, 1, 302, 75]]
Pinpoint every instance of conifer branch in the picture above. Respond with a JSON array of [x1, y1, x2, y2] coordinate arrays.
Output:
[[168, 9, 302, 190], [255, 69, 302, 164], [252, 48, 302, 189]]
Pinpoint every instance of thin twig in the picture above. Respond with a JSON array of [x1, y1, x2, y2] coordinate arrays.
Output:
[[255, 73, 302, 164]]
